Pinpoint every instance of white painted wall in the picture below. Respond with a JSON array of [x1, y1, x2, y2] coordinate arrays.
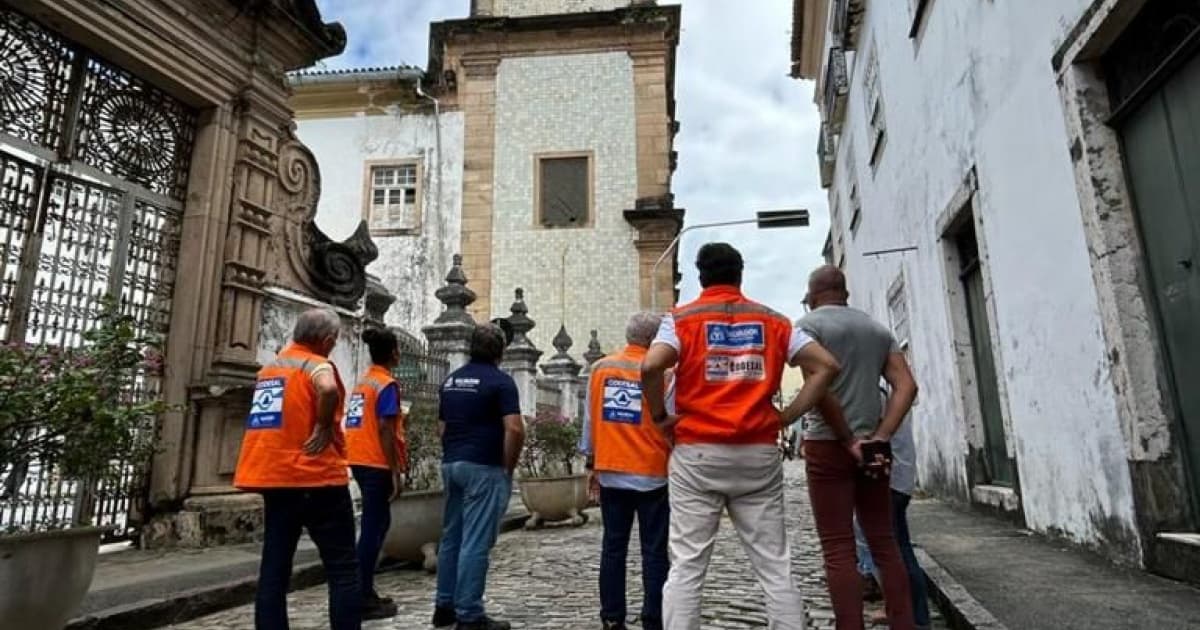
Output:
[[492, 0, 630, 17], [298, 110, 465, 339], [492, 52, 640, 355], [819, 0, 1140, 557]]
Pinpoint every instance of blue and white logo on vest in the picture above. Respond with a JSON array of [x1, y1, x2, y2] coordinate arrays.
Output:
[[345, 393, 366, 429], [247, 378, 285, 429], [602, 377, 643, 424], [705, 322, 765, 351]]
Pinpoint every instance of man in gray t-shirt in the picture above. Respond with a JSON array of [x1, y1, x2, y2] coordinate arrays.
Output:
[[797, 265, 920, 630]]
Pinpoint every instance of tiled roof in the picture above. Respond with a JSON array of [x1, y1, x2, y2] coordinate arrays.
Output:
[[289, 65, 422, 78]]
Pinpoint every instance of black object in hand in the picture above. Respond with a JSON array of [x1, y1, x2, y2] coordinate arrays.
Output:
[[860, 440, 893, 480]]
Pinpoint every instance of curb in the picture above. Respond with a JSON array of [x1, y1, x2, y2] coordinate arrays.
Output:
[[915, 548, 1009, 630], [67, 510, 531, 630]]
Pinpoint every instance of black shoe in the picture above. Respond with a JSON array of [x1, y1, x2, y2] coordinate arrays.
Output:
[[455, 616, 512, 630], [862, 573, 883, 603], [362, 597, 397, 620], [432, 606, 458, 627], [602, 621, 628, 630], [365, 591, 394, 606]]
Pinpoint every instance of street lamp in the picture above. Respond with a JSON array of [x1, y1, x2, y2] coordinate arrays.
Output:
[[650, 209, 810, 311]]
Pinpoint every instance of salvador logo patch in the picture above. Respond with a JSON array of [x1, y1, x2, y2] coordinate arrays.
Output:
[[705, 322, 765, 351], [705, 354, 766, 382], [345, 393, 366, 429], [247, 378, 285, 429], [602, 377, 643, 424]]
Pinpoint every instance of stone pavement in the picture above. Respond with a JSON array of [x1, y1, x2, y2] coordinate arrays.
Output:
[[171, 463, 946, 629]]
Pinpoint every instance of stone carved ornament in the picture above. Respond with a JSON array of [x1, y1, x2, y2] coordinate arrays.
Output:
[[277, 134, 378, 308]]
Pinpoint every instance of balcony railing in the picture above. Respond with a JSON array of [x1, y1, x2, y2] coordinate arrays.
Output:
[[824, 47, 850, 129], [818, 121, 836, 189]]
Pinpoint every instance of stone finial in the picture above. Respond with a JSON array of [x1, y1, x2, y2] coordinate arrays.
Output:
[[552, 324, 573, 357], [506, 288, 535, 346], [433, 254, 476, 325], [364, 275, 396, 327], [583, 330, 604, 365]]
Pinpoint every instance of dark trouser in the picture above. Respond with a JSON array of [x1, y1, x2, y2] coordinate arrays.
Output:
[[351, 465, 394, 601], [891, 491, 931, 626], [805, 441, 914, 630], [599, 485, 669, 630], [257, 486, 361, 630]]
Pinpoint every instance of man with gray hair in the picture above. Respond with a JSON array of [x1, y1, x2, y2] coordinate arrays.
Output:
[[579, 312, 673, 630], [235, 308, 374, 628], [433, 322, 524, 630]]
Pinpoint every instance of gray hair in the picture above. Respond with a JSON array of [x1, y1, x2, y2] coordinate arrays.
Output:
[[625, 311, 663, 347], [293, 309, 341, 345], [469, 323, 508, 364]]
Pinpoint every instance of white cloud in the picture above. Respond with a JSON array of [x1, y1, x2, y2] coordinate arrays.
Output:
[[314, 0, 828, 319]]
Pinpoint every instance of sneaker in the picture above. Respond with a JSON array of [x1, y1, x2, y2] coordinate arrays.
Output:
[[432, 606, 458, 628], [454, 616, 512, 630], [361, 597, 397, 620]]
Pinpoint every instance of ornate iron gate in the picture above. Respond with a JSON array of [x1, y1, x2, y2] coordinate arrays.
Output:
[[0, 7, 196, 539]]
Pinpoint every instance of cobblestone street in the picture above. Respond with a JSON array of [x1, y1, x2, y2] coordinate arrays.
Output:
[[172, 463, 945, 629]]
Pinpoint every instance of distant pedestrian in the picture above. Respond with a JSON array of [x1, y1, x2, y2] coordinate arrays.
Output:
[[798, 265, 919, 630], [432, 323, 525, 630], [234, 309, 361, 630], [641, 242, 843, 630], [580, 312, 673, 630], [854, 385, 930, 629], [345, 327, 407, 620]]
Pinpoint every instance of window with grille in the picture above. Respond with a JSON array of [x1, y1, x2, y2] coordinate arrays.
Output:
[[537, 154, 591, 228], [367, 162, 421, 233], [888, 276, 910, 351], [863, 42, 887, 168]]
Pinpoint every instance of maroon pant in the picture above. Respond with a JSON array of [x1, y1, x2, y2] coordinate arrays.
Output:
[[805, 440, 914, 630]]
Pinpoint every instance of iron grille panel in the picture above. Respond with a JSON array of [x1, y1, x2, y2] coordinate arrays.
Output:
[[121, 199, 181, 341], [26, 174, 121, 348], [74, 57, 197, 201], [0, 9, 75, 151], [0, 152, 42, 340]]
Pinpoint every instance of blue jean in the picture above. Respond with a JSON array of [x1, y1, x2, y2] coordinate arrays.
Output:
[[435, 461, 512, 622], [855, 490, 931, 627], [257, 486, 361, 630], [599, 485, 669, 629], [351, 466, 393, 600]]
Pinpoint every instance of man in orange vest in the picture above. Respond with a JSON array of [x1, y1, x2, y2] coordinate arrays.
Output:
[[234, 309, 367, 630], [641, 243, 848, 630], [580, 312, 673, 630]]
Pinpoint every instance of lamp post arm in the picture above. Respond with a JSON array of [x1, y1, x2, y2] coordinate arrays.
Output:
[[650, 217, 762, 312]]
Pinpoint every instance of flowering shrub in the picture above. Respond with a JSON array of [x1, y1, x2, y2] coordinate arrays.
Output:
[[0, 299, 166, 530], [518, 405, 582, 478]]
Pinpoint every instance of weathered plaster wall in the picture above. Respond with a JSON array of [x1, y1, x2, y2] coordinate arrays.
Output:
[[824, 0, 1141, 559], [298, 111, 465, 337], [492, 52, 640, 354], [489, 0, 631, 17], [257, 289, 370, 394]]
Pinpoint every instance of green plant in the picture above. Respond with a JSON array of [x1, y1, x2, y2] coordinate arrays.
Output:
[[0, 298, 166, 531], [518, 405, 582, 478], [402, 399, 442, 492]]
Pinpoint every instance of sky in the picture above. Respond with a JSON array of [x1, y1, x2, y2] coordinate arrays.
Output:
[[311, 0, 829, 322]]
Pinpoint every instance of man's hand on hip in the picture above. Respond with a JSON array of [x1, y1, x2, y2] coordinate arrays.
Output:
[[302, 423, 334, 456]]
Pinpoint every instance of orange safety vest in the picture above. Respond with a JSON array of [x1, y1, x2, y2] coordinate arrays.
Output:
[[345, 365, 407, 472], [589, 345, 671, 477], [233, 343, 349, 490], [671, 285, 791, 446]]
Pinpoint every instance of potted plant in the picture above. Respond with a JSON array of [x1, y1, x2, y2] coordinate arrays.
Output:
[[381, 398, 445, 571], [0, 300, 165, 630], [518, 405, 589, 529]]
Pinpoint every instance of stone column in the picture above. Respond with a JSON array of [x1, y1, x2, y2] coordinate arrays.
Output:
[[541, 326, 584, 421], [423, 254, 477, 372], [625, 197, 685, 311], [500, 288, 542, 417]]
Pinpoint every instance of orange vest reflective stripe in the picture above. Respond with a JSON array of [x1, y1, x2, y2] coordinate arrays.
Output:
[[671, 286, 791, 446], [233, 343, 348, 489], [589, 345, 670, 477], [346, 365, 407, 471]]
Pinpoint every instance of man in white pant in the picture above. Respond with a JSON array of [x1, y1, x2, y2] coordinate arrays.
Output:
[[640, 243, 845, 629]]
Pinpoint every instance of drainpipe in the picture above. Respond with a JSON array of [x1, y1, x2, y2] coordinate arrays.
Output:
[[415, 74, 444, 324]]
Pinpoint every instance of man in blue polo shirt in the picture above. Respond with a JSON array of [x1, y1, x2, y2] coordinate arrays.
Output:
[[432, 322, 524, 630]]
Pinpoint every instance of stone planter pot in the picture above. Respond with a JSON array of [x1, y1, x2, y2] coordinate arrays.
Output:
[[0, 526, 105, 630], [520, 474, 590, 529], [381, 489, 444, 572]]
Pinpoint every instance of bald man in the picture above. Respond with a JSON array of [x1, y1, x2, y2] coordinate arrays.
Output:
[[798, 266, 920, 630]]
